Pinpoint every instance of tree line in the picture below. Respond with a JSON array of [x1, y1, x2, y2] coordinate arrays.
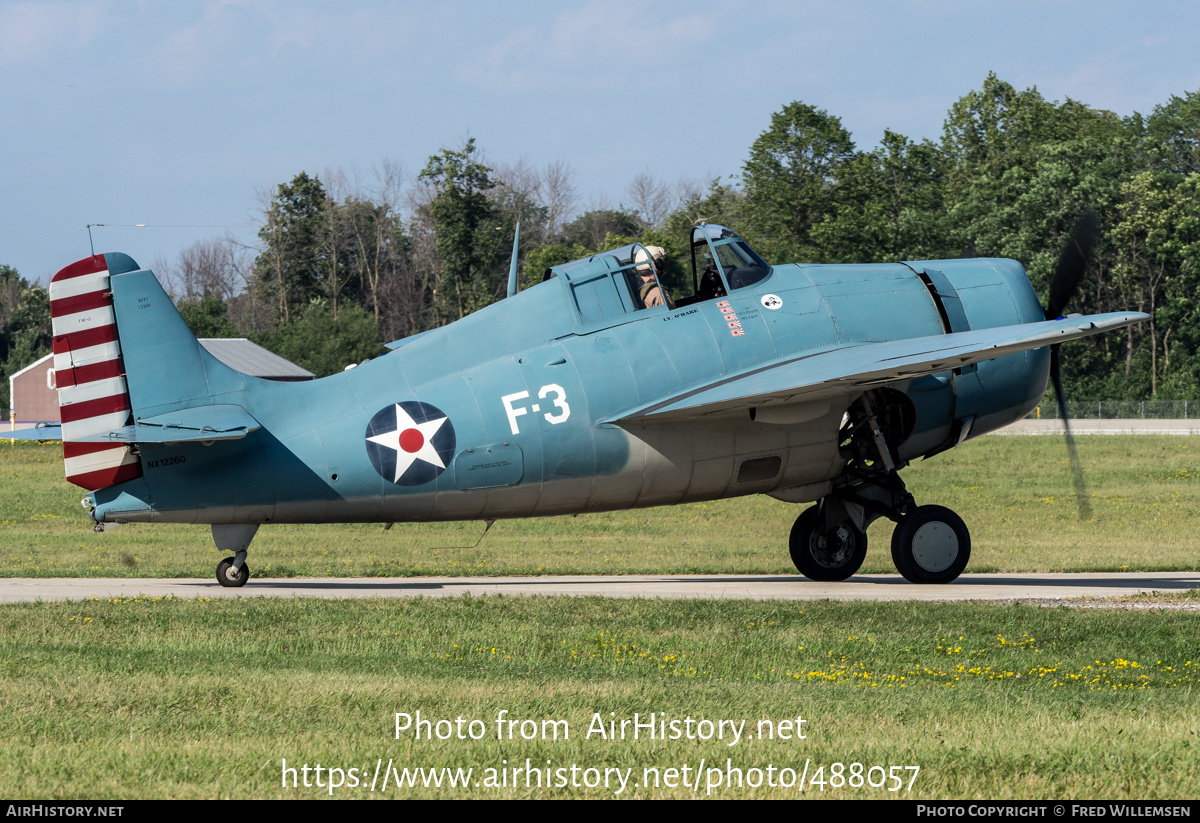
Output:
[[2, 74, 1197, 409]]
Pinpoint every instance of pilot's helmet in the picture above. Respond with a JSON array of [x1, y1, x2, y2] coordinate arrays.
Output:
[[635, 246, 666, 276]]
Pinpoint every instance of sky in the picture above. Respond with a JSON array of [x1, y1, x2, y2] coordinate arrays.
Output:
[[3, 0, 1199, 284]]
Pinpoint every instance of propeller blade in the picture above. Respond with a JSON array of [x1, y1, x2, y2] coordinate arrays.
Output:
[[1045, 210, 1100, 321], [1050, 344, 1092, 521], [1043, 210, 1099, 521]]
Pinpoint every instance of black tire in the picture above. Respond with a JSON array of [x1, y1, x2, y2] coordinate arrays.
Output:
[[890, 505, 970, 584], [216, 557, 250, 588], [789, 505, 867, 581]]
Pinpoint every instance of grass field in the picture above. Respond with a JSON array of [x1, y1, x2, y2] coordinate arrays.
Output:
[[2, 436, 1197, 800], [1, 435, 1198, 578], [3, 594, 1199, 799]]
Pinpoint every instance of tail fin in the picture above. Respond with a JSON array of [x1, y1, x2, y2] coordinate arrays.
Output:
[[51, 254, 260, 491], [50, 254, 143, 489]]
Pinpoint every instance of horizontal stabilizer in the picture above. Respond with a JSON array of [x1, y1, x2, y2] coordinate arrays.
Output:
[[6, 424, 63, 442], [71, 404, 260, 444], [612, 312, 1149, 422]]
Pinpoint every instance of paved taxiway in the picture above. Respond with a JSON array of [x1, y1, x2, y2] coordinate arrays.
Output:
[[0, 572, 1196, 604]]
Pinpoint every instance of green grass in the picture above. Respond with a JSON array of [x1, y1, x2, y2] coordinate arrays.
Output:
[[1, 435, 1198, 578], [2, 595, 1197, 799], [3, 438, 1198, 799]]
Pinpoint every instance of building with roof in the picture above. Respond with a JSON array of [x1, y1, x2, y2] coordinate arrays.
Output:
[[8, 354, 57, 426], [195, 338, 316, 383]]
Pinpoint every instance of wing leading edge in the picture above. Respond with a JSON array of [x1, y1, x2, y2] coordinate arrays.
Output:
[[610, 312, 1148, 422]]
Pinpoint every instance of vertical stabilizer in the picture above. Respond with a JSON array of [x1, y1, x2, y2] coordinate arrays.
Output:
[[50, 254, 143, 490]]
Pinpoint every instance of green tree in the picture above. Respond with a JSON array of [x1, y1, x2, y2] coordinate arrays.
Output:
[[1111, 172, 1200, 397], [255, 172, 333, 323], [1145, 90, 1200, 176], [178, 298, 238, 339], [257, 300, 384, 378], [0, 268, 51, 413], [942, 73, 1062, 174], [520, 209, 645, 290], [340, 197, 412, 331], [0, 264, 30, 343], [742, 102, 856, 262], [942, 75, 1126, 264], [418, 139, 500, 321], [939, 78, 1138, 397], [663, 179, 746, 242], [520, 243, 579, 289], [811, 131, 952, 263], [560, 209, 642, 249]]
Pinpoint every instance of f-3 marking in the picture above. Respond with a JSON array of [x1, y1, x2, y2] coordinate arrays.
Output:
[[502, 384, 571, 435]]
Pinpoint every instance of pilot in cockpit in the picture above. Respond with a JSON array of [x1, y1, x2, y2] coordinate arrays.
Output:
[[634, 246, 676, 310]]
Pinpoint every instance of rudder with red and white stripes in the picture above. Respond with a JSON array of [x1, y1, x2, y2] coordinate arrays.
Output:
[[50, 254, 143, 490]]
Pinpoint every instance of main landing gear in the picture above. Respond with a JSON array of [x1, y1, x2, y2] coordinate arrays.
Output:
[[889, 504, 970, 584], [212, 524, 259, 588], [788, 393, 971, 584]]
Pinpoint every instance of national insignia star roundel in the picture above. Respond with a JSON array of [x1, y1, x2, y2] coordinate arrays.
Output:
[[364, 401, 456, 486]]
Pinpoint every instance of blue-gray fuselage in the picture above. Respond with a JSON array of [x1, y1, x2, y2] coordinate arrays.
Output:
[[90, 255, 1048, 526]]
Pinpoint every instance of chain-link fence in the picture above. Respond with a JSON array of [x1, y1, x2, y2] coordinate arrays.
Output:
[[1029, 400, 1197, 419]]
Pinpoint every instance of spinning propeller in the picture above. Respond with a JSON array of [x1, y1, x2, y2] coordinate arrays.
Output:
[[1043, 210, 1100, 520]]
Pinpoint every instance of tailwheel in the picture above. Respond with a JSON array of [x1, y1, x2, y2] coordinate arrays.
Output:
[[216, 557, 250, 588], [890, 505, 970, 584], [789, 505, 867, 582]]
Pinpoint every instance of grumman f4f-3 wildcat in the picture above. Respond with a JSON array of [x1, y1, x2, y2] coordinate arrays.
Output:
[[34, 220, 1145, 586]]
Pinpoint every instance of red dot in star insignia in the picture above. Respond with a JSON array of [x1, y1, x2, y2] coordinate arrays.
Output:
[[398, 428, 425, 453]]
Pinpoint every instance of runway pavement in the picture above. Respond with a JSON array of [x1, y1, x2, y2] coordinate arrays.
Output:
[[994, 418, 1200, 435], [0, 571, 1197, 604]]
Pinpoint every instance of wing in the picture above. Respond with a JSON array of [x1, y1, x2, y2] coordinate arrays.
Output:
[[609, 312, 1148, 422]]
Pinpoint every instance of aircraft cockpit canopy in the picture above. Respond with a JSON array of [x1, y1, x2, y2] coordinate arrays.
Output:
[[546, 225, 773, 331], [690, 224, 771, 296]]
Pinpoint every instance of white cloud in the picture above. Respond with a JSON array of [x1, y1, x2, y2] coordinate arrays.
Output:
[[0, 0, 114, 70]]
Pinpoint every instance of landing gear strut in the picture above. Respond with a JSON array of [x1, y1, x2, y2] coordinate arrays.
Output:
[[787, 392, 971, 584]]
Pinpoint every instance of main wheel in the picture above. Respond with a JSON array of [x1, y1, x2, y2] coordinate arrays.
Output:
[[216, 557, 250, 588], [789, 505, 867, 581], [890, 505, 970, 583]]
